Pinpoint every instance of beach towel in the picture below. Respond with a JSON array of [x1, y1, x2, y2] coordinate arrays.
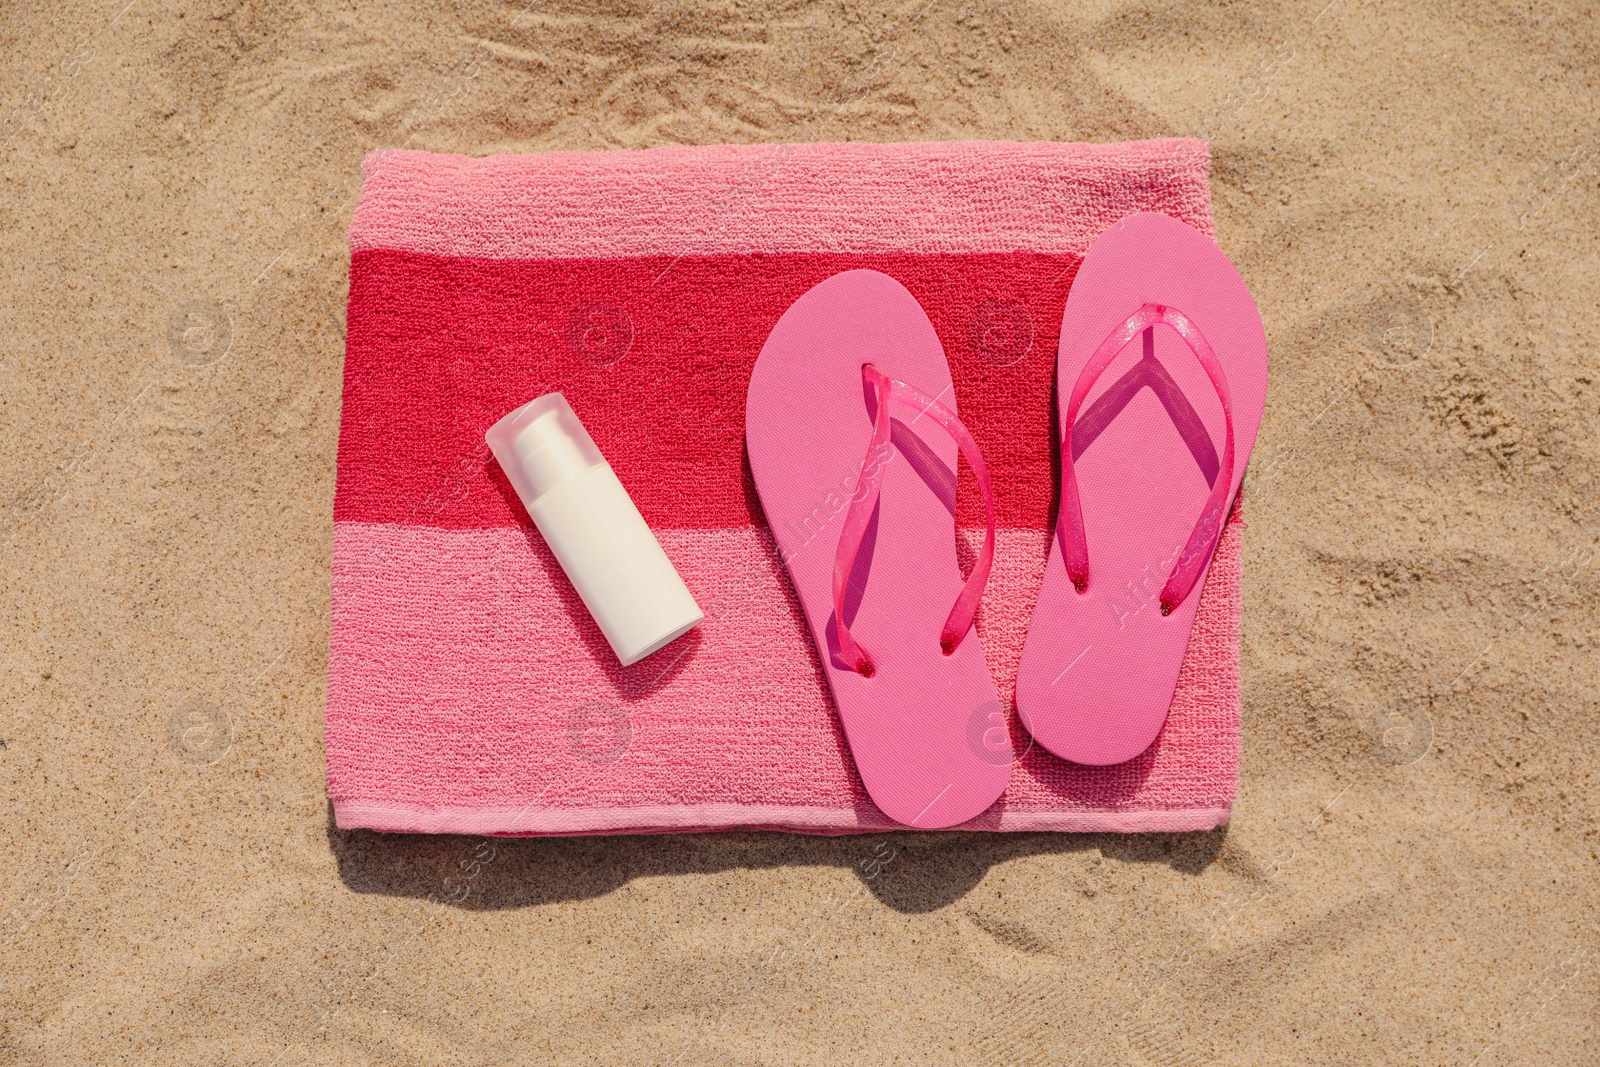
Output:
[[327, 137, 1242, 835]]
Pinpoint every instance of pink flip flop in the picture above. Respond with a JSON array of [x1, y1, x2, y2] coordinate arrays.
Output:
[[1016, 213, 1269, 766], [746, 270, 1010, 828]]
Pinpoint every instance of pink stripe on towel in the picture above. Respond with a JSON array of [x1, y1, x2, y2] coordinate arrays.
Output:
[[329, 522, 1241, 835], [351, 139, 1213, 260], [329, 138, 1239, 835]]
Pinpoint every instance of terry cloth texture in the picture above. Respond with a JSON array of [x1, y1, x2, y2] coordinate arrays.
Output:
[[328, 138, 1242, 836]]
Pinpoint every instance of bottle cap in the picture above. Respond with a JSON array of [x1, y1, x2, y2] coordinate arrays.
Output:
[[485, 393, 605, 510]]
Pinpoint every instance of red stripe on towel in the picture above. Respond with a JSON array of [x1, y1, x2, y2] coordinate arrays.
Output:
[[334, 249, 1080, 531]]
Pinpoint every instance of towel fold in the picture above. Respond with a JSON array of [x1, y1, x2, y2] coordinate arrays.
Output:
[[328, 138, 1240, 836]]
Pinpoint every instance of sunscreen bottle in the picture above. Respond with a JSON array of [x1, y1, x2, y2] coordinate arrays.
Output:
[[486, 393, 703, 666]]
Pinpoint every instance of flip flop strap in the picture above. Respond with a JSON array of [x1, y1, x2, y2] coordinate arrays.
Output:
[[833, 364, 998, 677], [1059, 304, 1235, 615]]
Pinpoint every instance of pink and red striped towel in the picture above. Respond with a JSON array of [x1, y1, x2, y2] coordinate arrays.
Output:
[[328, 138, 1242, 836]]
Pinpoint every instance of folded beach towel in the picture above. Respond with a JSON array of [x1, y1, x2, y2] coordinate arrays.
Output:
[[328, 138, 1241, 836]]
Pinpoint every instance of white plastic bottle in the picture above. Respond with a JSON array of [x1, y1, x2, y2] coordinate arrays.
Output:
[[486, 393, 703, 666]]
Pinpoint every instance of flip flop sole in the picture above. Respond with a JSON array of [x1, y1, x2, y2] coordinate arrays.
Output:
[[1017, 214, 1269, 766], [746, 270, 1011, 827]]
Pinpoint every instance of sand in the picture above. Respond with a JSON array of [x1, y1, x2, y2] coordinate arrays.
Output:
[[2, 0, 1597, 1063]]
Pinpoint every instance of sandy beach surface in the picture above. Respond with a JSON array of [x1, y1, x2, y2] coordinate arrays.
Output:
[[3, 0, 1598, 1063]]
